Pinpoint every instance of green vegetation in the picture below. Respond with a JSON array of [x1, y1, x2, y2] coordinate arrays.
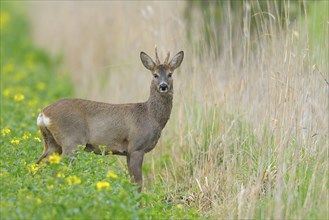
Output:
[[0, 3, 202, 219], [1, 1, 328, 219]]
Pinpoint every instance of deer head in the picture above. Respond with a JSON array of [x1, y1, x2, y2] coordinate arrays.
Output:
[[140, 47, 184, 94]]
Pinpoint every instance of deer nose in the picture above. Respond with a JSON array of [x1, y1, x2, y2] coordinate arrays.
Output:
[[159, 83, 169, 93]]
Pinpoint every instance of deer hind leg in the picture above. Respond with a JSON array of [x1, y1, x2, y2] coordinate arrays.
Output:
[[59, 139, 87, 164], [61, 143, 79, 157], [36, 126, 62, 164], [60, 135, 88, 158], [45, 117, 89, 158]]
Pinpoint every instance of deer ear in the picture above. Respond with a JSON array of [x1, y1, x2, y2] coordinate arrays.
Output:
[[140, 52, 156, 71], [169, 51, 184, 70]]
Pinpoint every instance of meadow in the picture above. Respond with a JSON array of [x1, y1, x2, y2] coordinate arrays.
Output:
[[1, 1, 328, 219], [0, 3, 202, 219]]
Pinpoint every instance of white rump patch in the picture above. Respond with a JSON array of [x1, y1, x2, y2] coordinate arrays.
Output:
[[37, 113, 51, 127], [36, 113, 43, 126]]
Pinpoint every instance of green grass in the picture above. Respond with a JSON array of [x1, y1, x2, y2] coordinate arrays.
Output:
[[1, 1, 328, 219], [0, 3, 203, 219]]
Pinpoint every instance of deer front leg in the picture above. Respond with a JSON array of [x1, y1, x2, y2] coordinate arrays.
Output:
[[127, 150, 144, 192]]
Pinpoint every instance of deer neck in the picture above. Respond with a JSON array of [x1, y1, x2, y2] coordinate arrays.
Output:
[[147, 86, 173, 129]]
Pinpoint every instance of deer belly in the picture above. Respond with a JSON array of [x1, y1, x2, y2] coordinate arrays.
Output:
[[85, 144, 128, 156], [88, 133, 128, 155]]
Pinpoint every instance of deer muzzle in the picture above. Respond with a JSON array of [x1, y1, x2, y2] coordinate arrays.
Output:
[[159, 82, 169, 93]]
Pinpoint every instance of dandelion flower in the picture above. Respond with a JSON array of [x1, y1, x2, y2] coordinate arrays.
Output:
[[96, 181, 111, 191], [22, 132, 31, 140], [106, 171, 118, 179], [56, 172, 65, 178], [14, 94, 24, 102], [34, 137, 41, 142], [36, 197, 42, 204], [47, 185, 54, 190], [66, 175, 81, 185], [10, 138, 20, 145], [28, 164, 40, 175], [1, 127, 11, 136], [176, 204, 183, 209], [48, 153, 61, 164]]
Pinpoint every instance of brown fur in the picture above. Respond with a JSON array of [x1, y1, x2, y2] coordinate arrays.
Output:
[[36, 49, 184, 191]]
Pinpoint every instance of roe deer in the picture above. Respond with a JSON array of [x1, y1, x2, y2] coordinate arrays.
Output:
[[36, 48, 184, 191]]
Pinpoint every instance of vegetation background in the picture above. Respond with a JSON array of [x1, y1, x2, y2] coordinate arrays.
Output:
[[1, 1, 328, 219]]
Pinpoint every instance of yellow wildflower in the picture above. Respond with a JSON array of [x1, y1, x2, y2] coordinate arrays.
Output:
[[48, 153, 61, 164], [28, 163, 40, 175], [22, 132, 31, 140], [176, 204, 183, 209], [14, 94, 24, 102], [34, 137, 42, 143], [56, 172, 65, 178], [1, 127, 11, 136], [66, 175, 81, 185], [10, 138, 20, 145], [36, 197, 42, 204], [47, 185, 54, 190], [0, 11, 10, 29], [96, 181, 111, 191], [106, 171, 118, 179]]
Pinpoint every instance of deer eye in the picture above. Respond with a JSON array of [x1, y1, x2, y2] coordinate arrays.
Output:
[[153, 74, 159, 78], [168, 73, 172, 78]]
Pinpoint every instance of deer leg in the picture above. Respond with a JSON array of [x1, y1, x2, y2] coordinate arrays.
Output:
[[62, 143, 82, 159], [59, 133, 88, 156], [36, 142, 49, 164], [36, 127, 62, 164], [36, 142, 62, 164], [61, 144, 79, 165], [127, 150, 145, 192]]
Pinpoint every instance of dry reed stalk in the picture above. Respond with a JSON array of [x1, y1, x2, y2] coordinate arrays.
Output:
[[28, 1, 328, 218]]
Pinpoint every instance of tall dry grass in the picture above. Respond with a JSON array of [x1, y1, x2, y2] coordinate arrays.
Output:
[[28, 1, 185, 102], [28, 1, 328, 218]]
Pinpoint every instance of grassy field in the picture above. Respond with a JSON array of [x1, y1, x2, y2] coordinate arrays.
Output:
[[0, 3, 202, 219], [1, 1, 328, 219]]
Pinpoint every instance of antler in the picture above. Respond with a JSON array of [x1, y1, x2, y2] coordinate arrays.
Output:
[[155, 46, 160, 65], [164, 51, 170, 64]]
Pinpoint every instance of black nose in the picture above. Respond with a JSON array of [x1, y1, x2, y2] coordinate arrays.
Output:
[[159, 83, 168, 92]]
